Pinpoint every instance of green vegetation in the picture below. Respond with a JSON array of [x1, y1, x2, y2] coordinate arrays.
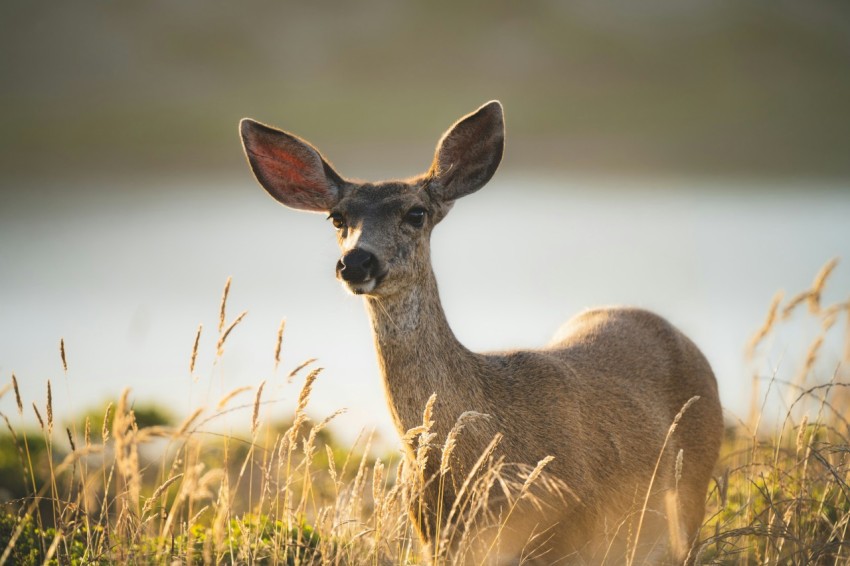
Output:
[[691, 262, 850, 563], [0, 513, 82, 565], [1, 261, 848, 564]]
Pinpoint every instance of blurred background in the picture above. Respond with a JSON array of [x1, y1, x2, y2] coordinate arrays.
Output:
[[2, 0, 849, 447]]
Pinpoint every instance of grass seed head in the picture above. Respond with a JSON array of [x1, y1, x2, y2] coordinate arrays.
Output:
[[142, 473, 184, 516], [422, 393, 437, 430], [175, 407, 204, 438], [782, 290, 811, 320], [102, 402, 113, 442], [274, 317, 286, 370], [372, 458, 385, 511], [46, 380, 53, 434], [252, 380, 266, 435], [218, 276, 232, 333], [521, 455, 555, 494], [326, 444, 338, 485], [748, 291, 783, 357], [796, 415, 810, 457], [33, 403, 44, 430], [288, 357, 317, 381], [287, 369, 322, 446], [440, 430, 458, 476], [189, 323, 202, 375], [440, 411, 492, 476], [808, 257, 838, 313], [12, 373, 23, 416], [216, 386, 251, 410], [216, 310, 247, 357], [60, 338, 67, 372]]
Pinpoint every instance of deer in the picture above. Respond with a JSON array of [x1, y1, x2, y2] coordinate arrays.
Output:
[[239, 101, 723, 565]]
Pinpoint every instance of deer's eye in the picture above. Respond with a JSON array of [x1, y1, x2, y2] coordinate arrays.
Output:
[[328, 212, 345, 230], [404, 207, 427, 228]]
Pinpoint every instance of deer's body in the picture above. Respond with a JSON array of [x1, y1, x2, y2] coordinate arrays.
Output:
[[240, 101, 723, 564]]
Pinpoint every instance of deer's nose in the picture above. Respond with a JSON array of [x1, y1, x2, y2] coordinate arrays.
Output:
[[337, 248, 377, 283]]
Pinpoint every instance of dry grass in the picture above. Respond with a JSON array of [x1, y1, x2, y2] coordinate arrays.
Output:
[[692, 258, 850, 565], [1, 263, 849, 565]]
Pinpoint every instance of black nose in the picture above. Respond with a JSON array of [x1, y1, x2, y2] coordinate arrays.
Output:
[[337, 248, 376, 283]]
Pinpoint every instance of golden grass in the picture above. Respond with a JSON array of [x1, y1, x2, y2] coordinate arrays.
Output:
[[691, 258, 850, 565], [190, 323, 203, 376], [218, 276, 232, 334], [274, 318, 286, 371], [1, 264, 849, 565], [216, 310, 248, 358], [628, 395, 700, 566], [59, 339, 68, 374]]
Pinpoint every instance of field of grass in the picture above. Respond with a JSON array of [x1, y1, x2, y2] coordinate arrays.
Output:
[[1, 261, 848, 564]]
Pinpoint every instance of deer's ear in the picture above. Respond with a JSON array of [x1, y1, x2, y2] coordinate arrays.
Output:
[[240, 119, 344, 213], [429, 101, 504, 202]]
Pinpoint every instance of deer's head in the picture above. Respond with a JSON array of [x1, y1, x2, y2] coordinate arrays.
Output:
[[240, 101, 504, 297]]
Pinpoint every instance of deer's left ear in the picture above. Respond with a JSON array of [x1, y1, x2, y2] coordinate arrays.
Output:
[[428, 101, 504, 202]]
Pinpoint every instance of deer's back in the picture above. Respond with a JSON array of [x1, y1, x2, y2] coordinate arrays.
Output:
[[481, 307, 722, 514], [548, 306, 720, 423], [480, 307, 722, 452]]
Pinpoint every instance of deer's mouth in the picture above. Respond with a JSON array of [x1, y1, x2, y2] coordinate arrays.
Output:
[[348, 279, 376, 295], [345, 271, 386, 295]]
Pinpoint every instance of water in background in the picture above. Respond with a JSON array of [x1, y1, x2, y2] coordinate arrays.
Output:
[[2, 176, 849, 448]]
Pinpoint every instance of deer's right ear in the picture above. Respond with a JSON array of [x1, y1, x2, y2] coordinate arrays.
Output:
[[240, 119, 343, 213]]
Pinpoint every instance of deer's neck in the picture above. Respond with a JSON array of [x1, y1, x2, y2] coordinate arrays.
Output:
[[364, 268, 485, 437]]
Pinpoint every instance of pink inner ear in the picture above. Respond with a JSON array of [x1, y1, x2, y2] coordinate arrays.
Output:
[[251, 141, 330, 197]]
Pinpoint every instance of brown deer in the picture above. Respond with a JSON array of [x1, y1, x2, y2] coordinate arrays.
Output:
[[240, 101, 723, 564]]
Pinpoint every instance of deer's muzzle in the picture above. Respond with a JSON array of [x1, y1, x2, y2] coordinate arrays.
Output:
[[337, 248, 380, 294]]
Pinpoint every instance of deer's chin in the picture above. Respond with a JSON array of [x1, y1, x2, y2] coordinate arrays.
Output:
[[345, 279, 377, 295]]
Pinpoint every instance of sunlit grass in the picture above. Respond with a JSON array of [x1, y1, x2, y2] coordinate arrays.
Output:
[[693, 259, 850, 564], [1, 261, 848, 564]]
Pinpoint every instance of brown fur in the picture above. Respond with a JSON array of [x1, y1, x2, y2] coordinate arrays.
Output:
[[240, 101, 724, 564]]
